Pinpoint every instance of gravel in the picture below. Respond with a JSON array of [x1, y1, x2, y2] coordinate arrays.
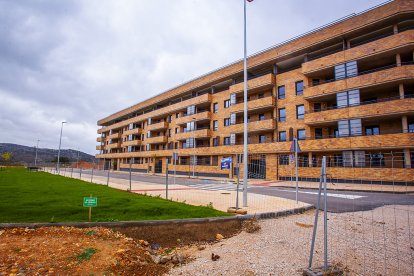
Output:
[[169, 205, 414, 275]]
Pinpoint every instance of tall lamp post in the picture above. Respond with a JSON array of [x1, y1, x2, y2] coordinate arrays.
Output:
[[57, 121, 67, 174], [34, 139, 40, 166], [192, 117, 196, 177]]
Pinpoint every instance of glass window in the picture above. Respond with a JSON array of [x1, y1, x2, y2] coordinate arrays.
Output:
[[187, 105, 195, 115], [278, 108, 286, 122], [230, 93, 236, 105], [279, 131, 286, 142], [370, 153, 384, 167], [224, 137, 231, 145], [296, 105, 304, 120], [230, 133, 236, 145], [213, 137, 219, 147], [224, 118, 230, 126], [350, 119, 362, 136], [348, 90, 360, 107], [315, 128, 323, 139], [297, 129, 306, 140], [279, 155, 289, 165], [338, 120, 350, 137], [278, 85, 285, 99], [224, 99, 230, 108], [259, 114, 265, 121], [259, 134, 266, 144], [213, 103, 218, 113], [230, 113, 236, 125], [365, 125, 380, 136], [408, 122, 414, 133], [336, 91, 348, 108], [213, 120, 218, 131], [295, 81, 304, 95], [314, 103, 321, 112]]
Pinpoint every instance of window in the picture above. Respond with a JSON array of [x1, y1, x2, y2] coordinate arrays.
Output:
[[408, 122, 414, 133], [258, 114, 265, 121], [278, 85, 285, 99], [295, 81, 304, 95], [314, 103, 321, 112], [297, 129, 306, 140], [315, 128, 323, 139], [312, 79, 320, 86], [279, 131, 286, 142], [279, 155, 289, 165], [278, 108, 286, 122], [175, 127, 179, 134], [185, 138, 195, 148], [335, 61, 358, 80], [370, 153, 384, 167], [224, 118, 230, 126], [176, 113, 179, 118], [336, 90, 360, 108], [230, 93, 236, 105], [230, 134, 236, 145], [296, 105, 304, 120], [230, 113, 236, 125], [258, 93, 264, 99], [187, 105, 195, 115], [224, 137, 231, 145], [213, 137, 219, 147], [338, 119, 362, 137], [186, 121, 195, 132], [224, 99, 230, 108], [259, 134, 266, 144], [213, 103, 218, 113], [213, 120, 218, 131], [167, 129, 171, 137], [365, 126, 380, 136], [167, 115, 172, 123]]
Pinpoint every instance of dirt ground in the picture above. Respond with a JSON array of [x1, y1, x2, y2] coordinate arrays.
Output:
[[0, 227, 174, 275]]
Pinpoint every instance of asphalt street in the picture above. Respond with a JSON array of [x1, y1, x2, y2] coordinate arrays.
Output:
[[67, 168, 414, 213]]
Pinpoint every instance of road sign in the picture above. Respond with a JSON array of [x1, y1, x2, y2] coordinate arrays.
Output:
[[83, 197, 98, 207], [290, 139, 302, 153], [220, 157, 233, 169]]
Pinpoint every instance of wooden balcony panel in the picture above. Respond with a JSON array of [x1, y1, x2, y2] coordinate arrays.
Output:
[[122, 140, 142, 147], [122, 128, 142, 136], [230, 97, 275, 113], [146, 121, 169, 131], [175, 111, 211, 125], [229, 74, 275, 94], [174, 129, 212, 141], [304, 65, 414, 99], [96, 145, 103, 150], [228, 119, 276, 134], [107, 132, 122, 139], [106, 142, 121, 149], [305, 98, 414, 124], [146, 136, 168, 144], [303, 30, 414, 74]]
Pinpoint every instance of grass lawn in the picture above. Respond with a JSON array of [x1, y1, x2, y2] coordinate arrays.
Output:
[[0, 168, 230, 223]]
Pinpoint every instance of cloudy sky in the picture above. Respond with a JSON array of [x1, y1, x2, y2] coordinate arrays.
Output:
[[0, 0, 386, 155]]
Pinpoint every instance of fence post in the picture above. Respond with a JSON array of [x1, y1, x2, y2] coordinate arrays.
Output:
[[236, 154, 240, 210], [79, 167, 82, 180], [308, 156, 326, 269], [166, 161, 169, 200], [323, 156, 328, 271], [91, 164, 94, 183], [129, 162, 132, 191], [71, 167, 73, 178], [106, 166, 110, 187]]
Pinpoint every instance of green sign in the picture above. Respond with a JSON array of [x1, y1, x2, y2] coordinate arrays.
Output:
[[83, 197, 98, 207]]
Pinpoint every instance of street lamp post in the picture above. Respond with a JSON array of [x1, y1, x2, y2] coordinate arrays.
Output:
[[34, 139, 40, 166], [192, 117, 196, 178], [242, 0, 249, 207], [57, 121, 67, 174]]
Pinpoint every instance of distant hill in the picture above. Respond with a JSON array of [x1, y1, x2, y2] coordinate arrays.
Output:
[[0, 143, 97, 165]]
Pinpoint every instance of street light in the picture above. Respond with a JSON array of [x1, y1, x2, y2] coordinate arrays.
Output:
[[34, 139, 40, 166], [192, 117, 196, 177], [57, 121, 67, 174]]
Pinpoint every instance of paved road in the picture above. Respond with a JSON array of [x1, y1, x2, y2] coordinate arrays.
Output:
[[249, 186, 414, 213], [62, 168, 414, 213]]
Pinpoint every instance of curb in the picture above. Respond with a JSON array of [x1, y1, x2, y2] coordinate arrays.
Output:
[[272, 185, 414, 194], [0, 205, 313, 229]]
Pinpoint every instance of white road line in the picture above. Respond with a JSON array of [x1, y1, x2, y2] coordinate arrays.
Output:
[[276, 189, 366, 199]]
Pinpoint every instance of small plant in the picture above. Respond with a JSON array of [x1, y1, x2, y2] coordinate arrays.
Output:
[[85, 230, 96, 236], [77, 248, 97, 262], [50, 216, 55, 223], [206, 202, 214, 209]]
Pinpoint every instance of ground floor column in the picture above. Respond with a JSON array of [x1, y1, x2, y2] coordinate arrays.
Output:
[[404, 149, 412, 168], [402, 115, 408, 132]]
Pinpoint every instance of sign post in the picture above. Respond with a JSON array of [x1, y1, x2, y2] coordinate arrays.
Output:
[[83, 195, 97, 222], [290, 138, 301, 204], [172, 153, 178, 186]]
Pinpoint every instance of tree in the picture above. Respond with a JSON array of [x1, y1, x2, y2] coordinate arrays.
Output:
[[51, 156, 71, 163], [1, 152, 13, 164]]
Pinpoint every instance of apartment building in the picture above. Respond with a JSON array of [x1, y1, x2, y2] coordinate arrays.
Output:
[[96, 0, 414, 184]]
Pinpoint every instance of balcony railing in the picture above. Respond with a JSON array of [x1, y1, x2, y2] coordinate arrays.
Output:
[[228, 118, 276, 134], [174, 128, 212, 141], [175, 111, 211, 125], [122, 128, 142, 136], [146, 121, 169, 131], [229, 73, 275, 94], [122, 140, 142, 147], [146, 136, 168, 144], [230, 96, 275, 113]]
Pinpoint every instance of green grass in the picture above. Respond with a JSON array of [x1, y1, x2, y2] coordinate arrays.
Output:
[[0, 168, 230, 223]]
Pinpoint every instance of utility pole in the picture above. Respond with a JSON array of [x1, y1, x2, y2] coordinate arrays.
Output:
[[34, 139, 40, 166], [242, 0, 249, 207], [57, 121, 67, 174], [192, 117, 196, 178]]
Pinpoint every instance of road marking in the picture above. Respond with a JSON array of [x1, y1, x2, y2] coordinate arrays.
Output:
[[276, 189, 366, 199]]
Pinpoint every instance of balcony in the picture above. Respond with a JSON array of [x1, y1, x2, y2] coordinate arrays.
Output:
[[96, 137, 105, 142], [175, 111, 211, 125], [106, 142, 121, 149], [96, 145, 103, 151], [146, 121, 169, 131], [122, 128, 142, 136], [228, 118, 276, 134], [174, 128, 212, 141], [304, 64, 414, 99], [229, 73, 275, 94], [302, 30, 414, 75], [230, 96, 275, 113], [305, 97, 414, 125], [146, 136, 168, 144], [122, 140, 142, 147], [98, 94, 212, 134], [107, 132, 121, 139]]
